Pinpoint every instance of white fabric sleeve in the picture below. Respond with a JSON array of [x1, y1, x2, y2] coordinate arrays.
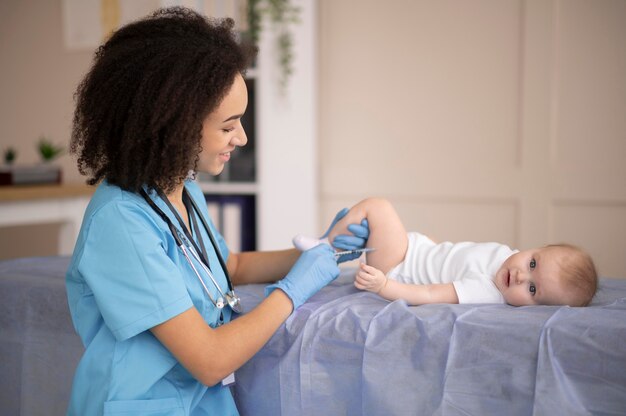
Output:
[[453, 273, 505, 304]]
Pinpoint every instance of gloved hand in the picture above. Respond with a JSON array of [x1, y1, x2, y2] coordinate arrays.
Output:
[[321, 208, 370, 263], [320, 208, 350, 239], [332, 219, 370, 250], [265, 244, 340, 310]]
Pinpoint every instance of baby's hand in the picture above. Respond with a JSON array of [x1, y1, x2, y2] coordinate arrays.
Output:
[[354, 263, 387, 293]]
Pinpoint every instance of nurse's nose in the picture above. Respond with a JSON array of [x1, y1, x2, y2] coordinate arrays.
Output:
[[231, 123, 248, 147]]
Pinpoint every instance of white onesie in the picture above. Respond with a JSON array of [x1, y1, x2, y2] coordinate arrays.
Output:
[[387, 232, 517, 304]]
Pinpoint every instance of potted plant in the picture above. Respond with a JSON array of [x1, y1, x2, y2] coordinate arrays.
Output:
[[3, 147, 17, 165], [247, 0, 300, 93], [37, 136, 64, 163], [0, 137, 64, 186]]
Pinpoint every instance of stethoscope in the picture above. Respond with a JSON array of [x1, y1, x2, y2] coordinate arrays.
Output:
[[140, 187, 242, 314]]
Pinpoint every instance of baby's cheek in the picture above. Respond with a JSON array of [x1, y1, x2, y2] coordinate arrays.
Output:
[[506, 289, 528, 307]]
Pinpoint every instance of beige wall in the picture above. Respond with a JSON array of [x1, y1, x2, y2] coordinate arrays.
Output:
[[0, 0, 91, 183], [318, 0, 626, 278], [0, 0, 92, 259]]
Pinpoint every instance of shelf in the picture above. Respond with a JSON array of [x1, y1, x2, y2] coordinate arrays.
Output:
[[0, 184, 93, 255], [198, 181, 257, 195], [0, 183, 94, 202]]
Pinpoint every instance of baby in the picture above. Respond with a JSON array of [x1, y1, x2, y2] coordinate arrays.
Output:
[[294, 198, 598, 307]]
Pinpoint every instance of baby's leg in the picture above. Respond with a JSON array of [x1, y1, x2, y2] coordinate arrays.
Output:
[[328, 198, 408, 274]]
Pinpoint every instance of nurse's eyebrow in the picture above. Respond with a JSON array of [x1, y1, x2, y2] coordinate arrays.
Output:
[[222, 113, 244, 123]]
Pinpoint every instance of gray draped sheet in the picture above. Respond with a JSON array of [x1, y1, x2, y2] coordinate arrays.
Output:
[[233, 269, 626, 416], [1, 257, 625, 415], [0, 256, 83, 416]]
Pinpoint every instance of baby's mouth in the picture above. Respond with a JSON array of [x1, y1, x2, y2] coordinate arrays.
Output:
[[505, 270, 511, 287]]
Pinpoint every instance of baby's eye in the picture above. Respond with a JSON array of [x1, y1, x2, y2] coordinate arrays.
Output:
[[529, 283, 536, 296], [529, 258, 536, 270]]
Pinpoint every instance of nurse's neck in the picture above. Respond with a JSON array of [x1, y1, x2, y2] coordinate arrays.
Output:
[[165, 184, 190, 232]]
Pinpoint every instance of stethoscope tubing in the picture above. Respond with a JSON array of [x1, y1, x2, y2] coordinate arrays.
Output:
[[184, 235, 229, 307], [179, 239, 225, 309], [139, 187, 241, 313], [184, 192, 236, 294]]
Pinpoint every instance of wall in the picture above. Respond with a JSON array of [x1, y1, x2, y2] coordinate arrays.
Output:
[[318, 0, 626, 278], [0, 0, 91, 183], [255, 0, 318, 250], [0, 0, 92, 259]]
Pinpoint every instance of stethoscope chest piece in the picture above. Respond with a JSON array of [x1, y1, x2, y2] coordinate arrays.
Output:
[[225, 292, 242, 313]]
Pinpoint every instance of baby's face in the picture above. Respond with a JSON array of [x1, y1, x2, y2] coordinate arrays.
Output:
[[494, 247, 573, 306]]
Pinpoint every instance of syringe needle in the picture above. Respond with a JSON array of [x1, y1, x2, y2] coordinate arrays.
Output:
[[334, 247, 376, 259]]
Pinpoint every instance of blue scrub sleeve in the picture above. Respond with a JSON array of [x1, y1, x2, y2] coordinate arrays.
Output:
[[78, 200, 193, 341]]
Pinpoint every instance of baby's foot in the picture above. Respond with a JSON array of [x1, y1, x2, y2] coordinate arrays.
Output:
[[292, 235, 329, 251]]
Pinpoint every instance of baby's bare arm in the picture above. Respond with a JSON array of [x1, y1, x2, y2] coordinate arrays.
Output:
[[354, 263, 388, 293], [385, 281, 459, 305], [328, 198, 408, 274], [355, 264, 459, 305]]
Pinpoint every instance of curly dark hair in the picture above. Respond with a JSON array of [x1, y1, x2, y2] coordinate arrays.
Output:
[[71, 7, 256, 193]]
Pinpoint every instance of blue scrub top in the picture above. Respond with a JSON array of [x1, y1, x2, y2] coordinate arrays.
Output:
[[66, 181, 238, 416]]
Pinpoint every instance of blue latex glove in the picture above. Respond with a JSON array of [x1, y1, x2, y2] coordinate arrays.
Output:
[[333, 219, 370, 250], [265, 244, 340, 310], [321, 208, 350, 239], [321, 208, 370, 263]]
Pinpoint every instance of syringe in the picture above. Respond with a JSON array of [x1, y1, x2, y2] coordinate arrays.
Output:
[[334, 247, 376, 259]]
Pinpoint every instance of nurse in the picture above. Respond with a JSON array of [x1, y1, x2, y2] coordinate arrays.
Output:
[[65, 7, 368, 415]]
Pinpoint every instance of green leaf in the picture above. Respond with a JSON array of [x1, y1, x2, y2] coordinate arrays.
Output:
[[37, 137, 64, 161]]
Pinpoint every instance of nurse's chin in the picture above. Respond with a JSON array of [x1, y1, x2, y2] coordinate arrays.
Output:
[[196, 164, 225, 177]]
